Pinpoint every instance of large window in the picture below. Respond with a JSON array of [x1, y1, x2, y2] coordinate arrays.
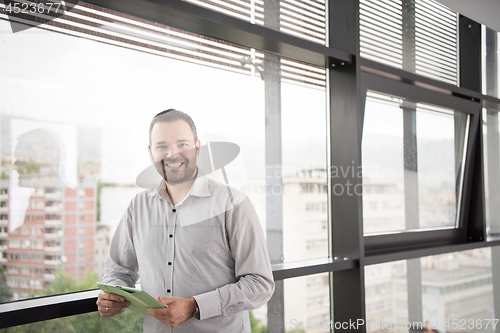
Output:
[[1, 0, 500, 331], [0, 0, 327, 303], [362, 91, 469, 234]]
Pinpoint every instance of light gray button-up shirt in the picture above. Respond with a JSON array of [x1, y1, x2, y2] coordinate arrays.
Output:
[[103, 176, 275, 333]]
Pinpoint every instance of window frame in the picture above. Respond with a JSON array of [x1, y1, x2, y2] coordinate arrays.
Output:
[[360, 68, 481, 255]]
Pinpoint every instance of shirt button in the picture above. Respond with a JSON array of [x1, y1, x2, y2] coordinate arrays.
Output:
[[169, 234, 173, 238], [167, 289, 171, 293], [172, 208, 176, 212], [168, 262, 172, 265]]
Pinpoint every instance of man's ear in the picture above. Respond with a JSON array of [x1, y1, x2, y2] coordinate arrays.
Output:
[[195, 140, 201, 156], [147, 146, 154, 163]]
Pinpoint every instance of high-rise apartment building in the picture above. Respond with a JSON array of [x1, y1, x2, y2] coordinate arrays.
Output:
[[1, 178, 96, 300]]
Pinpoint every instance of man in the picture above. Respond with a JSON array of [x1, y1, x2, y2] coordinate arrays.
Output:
[[96, 109, 275, 332]]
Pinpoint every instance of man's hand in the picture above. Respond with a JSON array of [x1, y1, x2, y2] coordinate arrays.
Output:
[[146, 296, 197, 329], [96, 291, 130, 317]]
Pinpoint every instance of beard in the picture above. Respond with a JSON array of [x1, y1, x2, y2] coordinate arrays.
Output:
[[154, 157, 198, 185]]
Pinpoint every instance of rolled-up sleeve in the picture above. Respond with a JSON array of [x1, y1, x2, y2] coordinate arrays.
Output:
[[102, 205, 139, 288], [193, 195, 275, 320]]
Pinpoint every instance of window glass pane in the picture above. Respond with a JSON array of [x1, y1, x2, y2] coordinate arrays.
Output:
[[362, 91, 468, 234], [282, 70, 328, 263], [0, 0, 326, 304], [365, 261, 408, 332], [182, 0, 327, 45], [421, 249, 495, 333], [360, 0, 458, 85], [483, 108, 500, 237], [284, 273, 331, 332], [482, 27, 499, 98], [365, 248, 495, 333], [481, 25, 500, 234]]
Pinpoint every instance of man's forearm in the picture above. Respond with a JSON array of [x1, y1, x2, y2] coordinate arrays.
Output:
[[193, 273, 274, 320]]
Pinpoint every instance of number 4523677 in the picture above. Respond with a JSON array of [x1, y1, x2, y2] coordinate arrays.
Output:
[[445, 319, 499, 330], [5, 2, 62, 14]]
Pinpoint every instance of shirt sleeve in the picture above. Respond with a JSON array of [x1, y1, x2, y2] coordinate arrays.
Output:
[[102, 202, 140, 288], [193, 193, 275, 320]]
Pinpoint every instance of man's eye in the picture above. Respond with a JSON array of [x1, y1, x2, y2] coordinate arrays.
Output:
[[157, 145, 166, 149], [179, 143, 188, 148]]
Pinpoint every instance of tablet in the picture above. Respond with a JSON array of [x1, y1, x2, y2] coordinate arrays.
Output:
[[97, 282, 166, 315]]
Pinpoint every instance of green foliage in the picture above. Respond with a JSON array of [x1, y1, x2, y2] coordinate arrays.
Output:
[[0, 270, 142, 333], [13, 160, 40, 175], [96, 181, 116, 222], [43, 270, 98, 296], [250, 310, 268, 333], [0, 265, 13, 302]]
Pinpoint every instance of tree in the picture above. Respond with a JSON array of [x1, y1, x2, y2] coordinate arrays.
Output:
[[0, 270, 142, 333], [13, 160, 40, 175], [0, 265, 13, 303], [250, 310, 268, 333]]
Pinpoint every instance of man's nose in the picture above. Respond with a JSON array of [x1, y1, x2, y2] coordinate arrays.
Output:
[[165, 147, 180, 159]]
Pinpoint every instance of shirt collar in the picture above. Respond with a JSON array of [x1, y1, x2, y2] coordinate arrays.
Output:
[[148, 175, 211, 199]]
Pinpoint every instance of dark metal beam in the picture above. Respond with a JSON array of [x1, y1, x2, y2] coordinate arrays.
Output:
[[264, 3, 284, 332], [272, 258, 357, 281], [0, 290, 98, 329], [359, 58, 499, 105], [457, 14, 486, 242], [459, 15, 482, 92], [365, 228, 464, 256], [365, 239, 500, 266], [329, 1, 365, 331], [361, 72, 479, 114]]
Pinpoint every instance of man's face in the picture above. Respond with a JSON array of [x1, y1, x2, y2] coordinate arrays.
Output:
[[149, 120, 200, 185]]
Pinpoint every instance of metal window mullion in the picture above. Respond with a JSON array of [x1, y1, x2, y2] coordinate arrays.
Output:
[[330, 0, 365, 331], [264, 3, 284, 332]]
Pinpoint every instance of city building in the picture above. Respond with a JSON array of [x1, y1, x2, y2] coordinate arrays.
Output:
[[2, 178, 96, 300], [94, 225, 110, 280]]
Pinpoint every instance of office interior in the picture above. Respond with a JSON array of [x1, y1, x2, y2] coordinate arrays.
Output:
[[1, 0, 500, 332]]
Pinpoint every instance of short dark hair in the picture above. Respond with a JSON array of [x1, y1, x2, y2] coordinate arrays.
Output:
[[149, 109, 198, 145]]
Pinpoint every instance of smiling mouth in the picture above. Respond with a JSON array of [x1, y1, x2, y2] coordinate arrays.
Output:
[[164, 162, 184, 169]]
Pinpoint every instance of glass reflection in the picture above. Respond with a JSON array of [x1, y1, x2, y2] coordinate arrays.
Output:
[[365, 248, 495, 333], [362, 92, 468, 234]]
